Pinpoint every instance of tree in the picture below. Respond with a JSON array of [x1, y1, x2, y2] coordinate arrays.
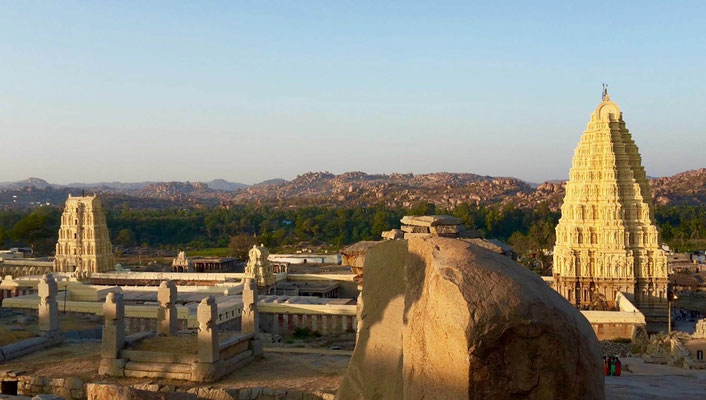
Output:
[[409, 202, 436, 216], [371, 208, 395, 236], [228, 234, 258, 261], [114, 228, 136, 247], [10, 206, 59, 254]]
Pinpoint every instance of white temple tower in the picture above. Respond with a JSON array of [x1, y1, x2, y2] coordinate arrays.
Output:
[[54, 195, 115, 274], [552, 89, 668, 323]]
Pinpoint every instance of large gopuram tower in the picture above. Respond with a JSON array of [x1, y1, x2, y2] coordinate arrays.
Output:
[[54, 194, 115, 275], [552, 89, 667, 322]]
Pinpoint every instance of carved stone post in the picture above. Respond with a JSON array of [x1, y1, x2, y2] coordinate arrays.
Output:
[[157, 280, 178, 336], [241, 278, 259, 334], [98, 291, 126, 377], [102, 291, 125, 359], [38, 273, 59, 337], [242, 278, 263, 357], [197, 295, 219, 363], [355, 275, 364, 344]]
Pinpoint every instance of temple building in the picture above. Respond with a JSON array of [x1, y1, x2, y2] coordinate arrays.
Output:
[[54, 195, 115, 275], [552, 89, 668, 323], [244, 244, 276, 294]]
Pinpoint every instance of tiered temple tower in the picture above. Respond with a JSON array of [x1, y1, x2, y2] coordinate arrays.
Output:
[[552, 90, 668, 321], [54, 195, 115, 275], [244, 244, 276, 294]]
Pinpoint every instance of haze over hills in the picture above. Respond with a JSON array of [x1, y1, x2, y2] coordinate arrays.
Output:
[[0, 168, 704, 210]]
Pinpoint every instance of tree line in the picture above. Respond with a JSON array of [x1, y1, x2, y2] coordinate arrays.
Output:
[[0, 203, 703, 262]]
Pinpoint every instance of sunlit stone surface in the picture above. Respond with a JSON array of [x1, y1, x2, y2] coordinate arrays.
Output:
[[552, 92, 668, 321]]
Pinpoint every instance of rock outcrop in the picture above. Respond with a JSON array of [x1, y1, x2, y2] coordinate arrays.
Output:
[[87, 383, 196, 400], [337, 237, 604, 400]]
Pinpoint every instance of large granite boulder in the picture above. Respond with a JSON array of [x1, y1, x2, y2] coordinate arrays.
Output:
[[337, 237, 604, 400]]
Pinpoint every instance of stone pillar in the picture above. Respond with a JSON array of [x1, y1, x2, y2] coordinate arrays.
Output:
[[197, 295, 219, 363], [38, 273, 59, 337], [102, 292, 125, 359], [242, 278, 263, 357], [355, 279, 363, 344], [241, 278, 259, 334], [157, 280, 178, 336]]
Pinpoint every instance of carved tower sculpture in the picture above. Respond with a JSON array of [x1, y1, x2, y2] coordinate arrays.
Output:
[[552, 89, 668, 322], [54, 195, 115, 275], [244, 244, 276, 293]]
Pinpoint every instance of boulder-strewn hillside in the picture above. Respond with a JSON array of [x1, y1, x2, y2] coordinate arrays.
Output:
[[650, 168, 706, 206], [513, 168, 706, 210], [231, 171, 535, 208], [0, 169, 703, 210]]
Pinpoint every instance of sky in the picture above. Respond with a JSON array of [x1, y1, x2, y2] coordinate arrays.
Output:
[[1, 1, 704, 185]]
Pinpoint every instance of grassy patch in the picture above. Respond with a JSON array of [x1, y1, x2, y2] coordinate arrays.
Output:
[[131, 335, 198, 354], [186, 247, 230, 257], [130, 332, 234, 354], [0, 326, 36, 347], [293, 327, 322, 339]]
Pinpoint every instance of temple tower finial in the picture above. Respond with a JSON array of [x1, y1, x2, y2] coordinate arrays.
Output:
[[602, 83, 609, 101]]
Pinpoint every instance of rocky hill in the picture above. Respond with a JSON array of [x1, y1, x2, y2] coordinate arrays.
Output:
[[231, 171, 536, 208], [650, 168, 706, 206], [1, 169, 703, 210], [228, 169, 706, 209]]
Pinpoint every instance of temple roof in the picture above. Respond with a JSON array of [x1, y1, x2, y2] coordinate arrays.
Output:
[[591, 90, 622, 122]]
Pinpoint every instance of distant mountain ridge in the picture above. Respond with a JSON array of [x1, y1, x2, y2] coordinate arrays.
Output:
[[0, 169, 704, 210], [0, 178, 249, 192]]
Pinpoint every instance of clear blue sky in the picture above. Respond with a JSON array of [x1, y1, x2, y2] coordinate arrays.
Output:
[[1, 1, 704, 184]]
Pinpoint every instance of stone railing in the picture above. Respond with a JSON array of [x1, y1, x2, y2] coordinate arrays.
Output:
[[91, 271, 245, 281], [581, 292, 646, 340], [286, 273, 357, 282], [99, 280, 262, 383], [0, 273, 63, 363]]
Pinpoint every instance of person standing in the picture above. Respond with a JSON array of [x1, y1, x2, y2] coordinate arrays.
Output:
[[610, 356, 616, 376], [603, 356, 609, 376], [615, 357, 622, 376]]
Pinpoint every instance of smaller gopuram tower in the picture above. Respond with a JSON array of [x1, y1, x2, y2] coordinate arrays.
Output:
[[54, 194, 115, 275], [244, 244, 276, 294], [552, 88, 668, 322]]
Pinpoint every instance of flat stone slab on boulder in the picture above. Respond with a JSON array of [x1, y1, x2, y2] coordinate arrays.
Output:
[[400, 215, 462, 227], [337, 237, 604, 400], [381, 229, 404, 240]]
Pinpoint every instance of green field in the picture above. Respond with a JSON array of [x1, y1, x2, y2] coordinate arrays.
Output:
[[185, 247, 230, 257]]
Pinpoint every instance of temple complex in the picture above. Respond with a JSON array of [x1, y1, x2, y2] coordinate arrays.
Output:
[[53, 195, 115, 275], [552, 89, 668, 322]]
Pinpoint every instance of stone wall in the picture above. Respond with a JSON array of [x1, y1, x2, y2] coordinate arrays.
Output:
[[0, 287, 35, 304], [260, 313, 356, 336], [583, 292, 646, 340], [1, 373, 337, 400], [0, 371, 84, 400], [87, 382, 336, 400], [590, 322, 638, 341], [286, 274, 358, 298]]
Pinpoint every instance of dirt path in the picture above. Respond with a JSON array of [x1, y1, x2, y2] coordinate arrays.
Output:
[[1, 342, 349, 393]]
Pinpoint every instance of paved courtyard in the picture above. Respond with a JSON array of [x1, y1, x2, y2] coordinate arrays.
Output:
[[606, 357, 706, 400]]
